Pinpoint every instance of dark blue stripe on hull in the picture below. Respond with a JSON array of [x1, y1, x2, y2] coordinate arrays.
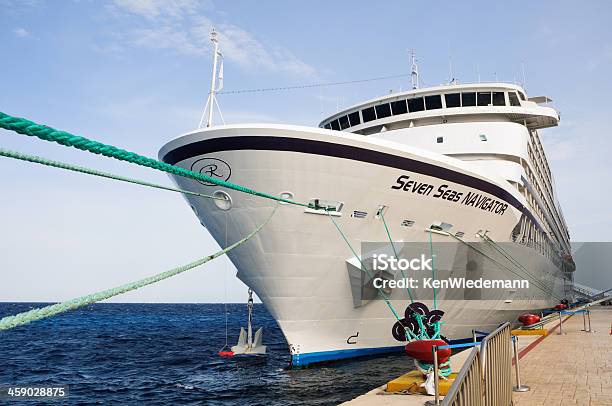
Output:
[[291, 337, 476, 367]]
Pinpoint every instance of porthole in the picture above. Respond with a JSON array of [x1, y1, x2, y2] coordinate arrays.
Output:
[[213, 190, 232, 210], [279, 191, 294, 205]]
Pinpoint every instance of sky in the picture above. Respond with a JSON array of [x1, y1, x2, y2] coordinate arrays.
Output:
[[1, 0, 611, 302]]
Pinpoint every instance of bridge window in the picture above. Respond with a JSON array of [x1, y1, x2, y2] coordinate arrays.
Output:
[[508, 92, 521, 106], [445, 93, 460, 108], [330, 119, 340, 131], [348, 111, 361, 126], [375, 103, 392, 119], [462, 92, 476, 106], [477, 92, 492, 106], [362, 107, 376, 122], [338, 115, 350, 130], [518, 91, 526, 101], [425, 95, 442, 110], [391, 100, 408, 115], [408, 97, 425, 112], [324, 123, 331, 129], [492, 92, 505, 106]]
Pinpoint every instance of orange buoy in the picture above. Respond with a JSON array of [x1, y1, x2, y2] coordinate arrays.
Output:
[[554, 304, 567, 310], [218, 351, 234, 357], [405, 339, 451, 364], [518, 313, 541, 326]]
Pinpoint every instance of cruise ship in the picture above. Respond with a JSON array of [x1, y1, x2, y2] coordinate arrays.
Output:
[[159, 36, 574, 366]]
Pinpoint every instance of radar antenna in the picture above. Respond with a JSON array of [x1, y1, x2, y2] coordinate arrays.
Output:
[[410, 50, 419, 90], [199, 28, 225, 128]]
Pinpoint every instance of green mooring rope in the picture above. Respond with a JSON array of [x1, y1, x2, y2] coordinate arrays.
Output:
[[324, 211, 424, 342], [428, 230, 438, 310], [0, 205, 278, 332], [0, 148, 227, 201], [0, 112, 307, 207], [379, 209, 415, 303]]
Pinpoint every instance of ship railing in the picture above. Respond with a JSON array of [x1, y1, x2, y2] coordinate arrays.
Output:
[[440, 322, 513, 406]]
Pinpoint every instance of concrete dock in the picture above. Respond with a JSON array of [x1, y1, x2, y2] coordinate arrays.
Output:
[[343, 307, 612, 406]]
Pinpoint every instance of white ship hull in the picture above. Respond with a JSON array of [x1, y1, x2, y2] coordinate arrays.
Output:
[[160, 124, 568, 366]]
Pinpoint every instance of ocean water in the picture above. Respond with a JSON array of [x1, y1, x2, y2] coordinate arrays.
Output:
[[0, 303, 413, 405]]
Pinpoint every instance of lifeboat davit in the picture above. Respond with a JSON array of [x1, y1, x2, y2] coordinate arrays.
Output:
[[518, 313, 541, 326], [405, 339, 451, 364]]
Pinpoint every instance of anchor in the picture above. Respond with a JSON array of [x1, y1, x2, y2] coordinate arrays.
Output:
[[231, 289, 267, 355]]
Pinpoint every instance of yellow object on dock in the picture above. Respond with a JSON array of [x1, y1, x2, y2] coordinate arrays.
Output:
[[386, 370, 457, 394], [511, 329, 547, 336]]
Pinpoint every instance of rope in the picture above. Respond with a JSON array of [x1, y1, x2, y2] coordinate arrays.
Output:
[[416, 360, 452, 378], [446, 232, 564, 301], [217, 73, 412, 95], [0, 148, 227, 201], [0, 205, 278, 332], [379, 209, 415, 303], [0, 112, 307, 207], [428, 230, 437, 310], [479, 232, 557, 295], [326, 211, 404, 325]]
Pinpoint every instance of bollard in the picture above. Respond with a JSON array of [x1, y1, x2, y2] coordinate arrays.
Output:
[[512, 336, 530, 392], [424, 346, 440, 406], [557, 311, 565, 335], [587, 309, 593, 333]]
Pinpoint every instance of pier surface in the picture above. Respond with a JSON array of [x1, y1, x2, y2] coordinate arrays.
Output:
[[513, 307, 612, 406], [343, 307, 612, 406]]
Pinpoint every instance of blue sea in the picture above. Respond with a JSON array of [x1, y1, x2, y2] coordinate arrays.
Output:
[[0, 303, 412, 405]]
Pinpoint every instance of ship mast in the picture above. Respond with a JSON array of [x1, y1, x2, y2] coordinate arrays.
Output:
[[199, 28, 225, 128], [410, 50, 419, 90]]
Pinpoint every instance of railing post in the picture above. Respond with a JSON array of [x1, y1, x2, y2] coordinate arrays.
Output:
[[512, 336, 530, 392], [587, 309, 592, 333], [557, 311, 565, 335], [582, 310, 587, 331], [472, 329, 477, 343], [425, 345, 440, 406]]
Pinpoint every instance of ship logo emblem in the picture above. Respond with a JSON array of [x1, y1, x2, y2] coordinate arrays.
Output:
[[191, 158, 232, 186]]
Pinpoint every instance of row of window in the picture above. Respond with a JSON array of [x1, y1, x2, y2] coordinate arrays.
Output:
[[323, 90, 526, 131]]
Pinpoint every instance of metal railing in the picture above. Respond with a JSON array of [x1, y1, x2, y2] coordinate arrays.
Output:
[[441, 322, 513, 406]]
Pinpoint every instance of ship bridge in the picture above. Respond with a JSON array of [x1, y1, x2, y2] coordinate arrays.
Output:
[[319, 83, 559, 135]]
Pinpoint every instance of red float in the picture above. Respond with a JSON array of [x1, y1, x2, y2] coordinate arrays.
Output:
[[218, 351, 234, 357], [554, 304, 567, 310], [518, 313, 541, 326], [405, 339, 451, 364]]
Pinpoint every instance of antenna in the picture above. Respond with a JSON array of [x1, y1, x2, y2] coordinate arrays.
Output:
[[410, 50, 419, 89], [199, 28, 225, 128], [521, 61, 527, 91]]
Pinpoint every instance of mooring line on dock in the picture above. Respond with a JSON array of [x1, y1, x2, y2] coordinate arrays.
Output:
[[0, 204, 278, 332], [515, 313, 574, 362], [0, 148, 228, 201]]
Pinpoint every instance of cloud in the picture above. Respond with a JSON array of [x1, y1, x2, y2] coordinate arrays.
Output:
[[108, 0, 316, 77], [111, 0, 201, 20], [13, 27, 31, 38]]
